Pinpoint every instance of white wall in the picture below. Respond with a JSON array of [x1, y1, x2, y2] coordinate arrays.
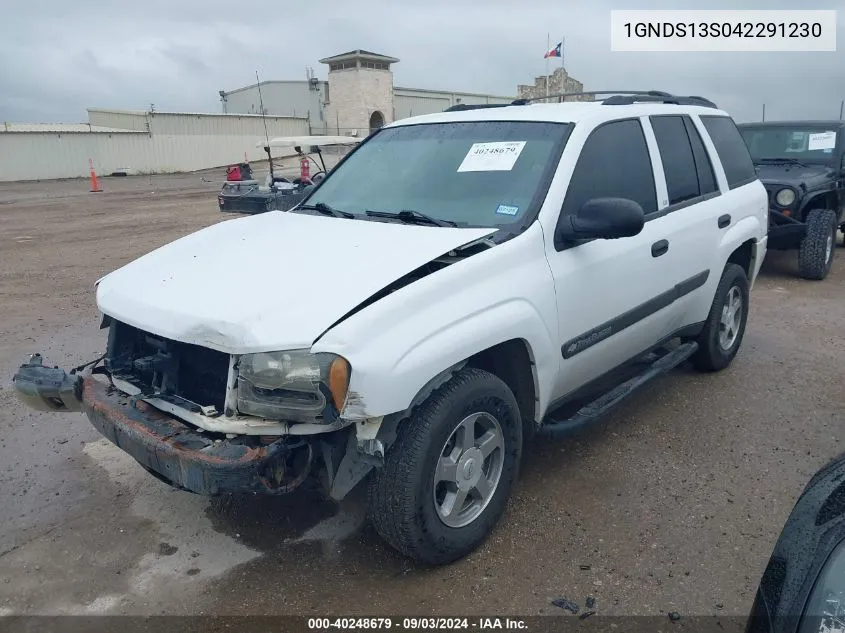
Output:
[[394, 88, 514, 120], [0, 113, 310, 181]]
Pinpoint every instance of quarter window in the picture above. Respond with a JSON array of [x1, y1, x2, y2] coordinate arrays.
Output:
[[701, 116, 757, 189], [562, 119, 657, 217]]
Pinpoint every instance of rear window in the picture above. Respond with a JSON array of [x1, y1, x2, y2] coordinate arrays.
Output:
[[700, 116, 757, 189]]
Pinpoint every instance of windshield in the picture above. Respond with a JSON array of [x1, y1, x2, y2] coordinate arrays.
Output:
[[300, 120, 571, 228], [740, 126, 839, 164]]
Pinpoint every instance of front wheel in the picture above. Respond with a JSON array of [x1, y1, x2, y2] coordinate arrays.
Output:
[[367, 368, 522, 565], [798, 209, 837, 280], [691, 263, 750, 372]]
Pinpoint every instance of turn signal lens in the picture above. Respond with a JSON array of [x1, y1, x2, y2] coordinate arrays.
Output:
[[783, 209, 792, 217], [328, 357, 351, 411]]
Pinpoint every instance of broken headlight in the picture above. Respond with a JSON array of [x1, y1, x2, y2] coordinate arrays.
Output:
[[236, 350, 350, 422]]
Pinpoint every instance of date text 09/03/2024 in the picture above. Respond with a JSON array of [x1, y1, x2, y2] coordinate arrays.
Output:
[[307, 618, 528, 630]]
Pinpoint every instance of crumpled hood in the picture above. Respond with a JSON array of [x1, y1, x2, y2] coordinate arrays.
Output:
[[755, 163, 835, 189], [96, 211, 496, 354]]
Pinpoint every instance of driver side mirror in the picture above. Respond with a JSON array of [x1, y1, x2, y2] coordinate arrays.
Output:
[[557, 197, 645, 243]]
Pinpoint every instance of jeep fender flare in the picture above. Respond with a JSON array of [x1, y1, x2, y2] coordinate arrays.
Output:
[[798, 187, 840, 220]]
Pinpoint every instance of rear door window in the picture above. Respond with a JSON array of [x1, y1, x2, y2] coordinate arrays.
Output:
[[650, 115, 700, 206]]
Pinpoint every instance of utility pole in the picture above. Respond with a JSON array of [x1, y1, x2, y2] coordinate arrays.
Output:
[[839, 99, 843, 120], [762, 103, 766, 122]]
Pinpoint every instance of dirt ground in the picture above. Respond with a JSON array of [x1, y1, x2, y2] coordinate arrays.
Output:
[[0, 169, 844, 619]]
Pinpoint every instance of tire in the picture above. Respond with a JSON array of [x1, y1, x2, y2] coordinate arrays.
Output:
[[798, 209, 837, 280], [691, 263, 750, 372], [367, 367, 522, 565]]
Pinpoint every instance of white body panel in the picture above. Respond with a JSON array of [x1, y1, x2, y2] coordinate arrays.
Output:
[[312, 223, 559, 420], [96, 211, 494, 354]]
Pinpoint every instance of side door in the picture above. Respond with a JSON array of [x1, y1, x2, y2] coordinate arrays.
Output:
[[544, 117, 684, 401], [646, 114, 725, 333]]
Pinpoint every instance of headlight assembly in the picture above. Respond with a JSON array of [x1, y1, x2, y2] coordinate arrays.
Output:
[[236, 350, 350, 422], [776, 188, 796, 207]]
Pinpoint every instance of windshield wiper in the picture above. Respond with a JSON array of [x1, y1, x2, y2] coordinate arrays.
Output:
[[297, 202, 355, 219], [757, 157, 813, 167], [365, 209, 457, 227]]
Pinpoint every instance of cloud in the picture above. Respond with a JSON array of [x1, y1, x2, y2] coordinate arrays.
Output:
[[0, 0, 842, 123]]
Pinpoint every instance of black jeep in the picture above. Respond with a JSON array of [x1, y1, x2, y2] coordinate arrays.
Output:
[[738, 120, 845, 280]]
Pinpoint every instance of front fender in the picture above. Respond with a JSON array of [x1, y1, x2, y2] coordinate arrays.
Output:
[[798, 187, 839, 219], [311, 224, 559, 421]]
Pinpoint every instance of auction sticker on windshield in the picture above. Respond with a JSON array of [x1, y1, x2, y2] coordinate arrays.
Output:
[[457, 141, 526, 172], [808, 131, 836, 151]]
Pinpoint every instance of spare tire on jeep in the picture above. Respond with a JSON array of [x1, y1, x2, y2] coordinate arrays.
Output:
[[798, 209, 838, 280]]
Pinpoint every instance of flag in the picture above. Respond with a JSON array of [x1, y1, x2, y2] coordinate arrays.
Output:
[[544, 42, 562, 59]]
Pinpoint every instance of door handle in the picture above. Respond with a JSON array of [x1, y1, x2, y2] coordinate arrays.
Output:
[[718, 214, 731, 229], [651, 239, 669, 257]]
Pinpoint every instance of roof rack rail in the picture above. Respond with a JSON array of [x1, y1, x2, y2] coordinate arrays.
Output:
[[442, 103, 514, 112], [510, 90, 718, 109]]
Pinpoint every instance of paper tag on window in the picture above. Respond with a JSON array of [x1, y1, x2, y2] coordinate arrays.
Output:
[[457, 142, 527, 172], [808, 131, 836, 151]]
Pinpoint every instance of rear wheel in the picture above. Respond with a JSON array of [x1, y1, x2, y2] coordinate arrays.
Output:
[[798, 209, 837, 280], [367, 368, 522, 565], [691, 263, 750, 372]]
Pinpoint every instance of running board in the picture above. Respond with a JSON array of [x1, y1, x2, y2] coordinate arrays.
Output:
[[537, 342, 698, 438]]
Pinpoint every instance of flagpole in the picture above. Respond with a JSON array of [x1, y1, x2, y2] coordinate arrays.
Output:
[[545, 33, 550, 102]]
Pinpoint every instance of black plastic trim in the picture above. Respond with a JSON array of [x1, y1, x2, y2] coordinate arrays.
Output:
[[561, 270, 710, 359], [644, 190, 721, 223], [547, 320, 706, 414]]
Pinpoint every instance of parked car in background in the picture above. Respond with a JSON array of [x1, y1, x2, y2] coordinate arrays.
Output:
[[738, 121, 845, 280]]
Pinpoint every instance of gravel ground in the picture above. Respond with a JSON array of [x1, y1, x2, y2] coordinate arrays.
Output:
[[0, 170, 843, 619]]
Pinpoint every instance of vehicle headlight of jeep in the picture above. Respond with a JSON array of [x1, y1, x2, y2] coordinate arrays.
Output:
[[775, 188, 796, 207], [236, 350, 350, 422]]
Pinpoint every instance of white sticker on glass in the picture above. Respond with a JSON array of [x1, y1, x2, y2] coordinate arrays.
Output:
[[457, 142, 527, 172], [808, 131, 836, 151]]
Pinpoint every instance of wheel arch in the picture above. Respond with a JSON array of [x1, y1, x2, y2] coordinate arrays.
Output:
[[727, 238, 756, 279], [388, 337, 541, 433], [799, 189, 839, 220]]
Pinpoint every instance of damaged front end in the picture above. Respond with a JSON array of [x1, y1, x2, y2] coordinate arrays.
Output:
[[11, 319, 383, 498]]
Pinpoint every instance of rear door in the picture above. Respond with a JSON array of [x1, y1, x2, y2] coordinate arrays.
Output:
[[645, 114, 725, 333]]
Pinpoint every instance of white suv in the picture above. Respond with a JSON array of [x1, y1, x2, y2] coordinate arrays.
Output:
[[14, 92, 768, 565]]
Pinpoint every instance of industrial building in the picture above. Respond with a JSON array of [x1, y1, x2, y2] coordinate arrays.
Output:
[[219, 50, 517, 135], [0, 110, 308, 182]]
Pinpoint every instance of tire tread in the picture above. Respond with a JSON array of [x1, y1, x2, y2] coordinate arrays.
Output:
[[798, 209, 837, 280]]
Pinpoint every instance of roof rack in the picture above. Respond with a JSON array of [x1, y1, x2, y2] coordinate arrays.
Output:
[[513, 90, 718, 108], [443, 103, 515, 112], [442, 91, 718, 113]]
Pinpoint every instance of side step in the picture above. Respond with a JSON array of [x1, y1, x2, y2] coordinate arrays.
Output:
[[537, 342, 698, 439]]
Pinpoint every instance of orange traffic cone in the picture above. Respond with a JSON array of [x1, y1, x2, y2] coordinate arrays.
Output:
[[89, 158, 103, 193]]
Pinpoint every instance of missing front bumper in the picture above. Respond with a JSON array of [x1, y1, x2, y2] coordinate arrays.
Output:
[[12, 357, 312, 495]]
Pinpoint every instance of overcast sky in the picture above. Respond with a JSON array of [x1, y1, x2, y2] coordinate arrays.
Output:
[[1, 0, 842, 124]]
